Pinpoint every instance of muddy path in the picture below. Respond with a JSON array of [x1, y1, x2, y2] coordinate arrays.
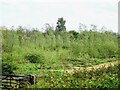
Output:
[[50, 61, 119, 75]]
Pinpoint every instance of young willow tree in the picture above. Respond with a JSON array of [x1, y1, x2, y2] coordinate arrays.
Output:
[[55, 17, 66, 32]]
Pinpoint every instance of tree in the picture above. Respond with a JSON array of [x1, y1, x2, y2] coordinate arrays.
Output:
[[100, 26, 107, 33], [79, 23, 87, 32], [44, 23, 54, 35], [90, 24, 97, 31], [16, 26, 25, 34], [55, 17, 66, 32]]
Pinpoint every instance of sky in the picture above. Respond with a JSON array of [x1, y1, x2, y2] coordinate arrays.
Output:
[[0, 0, 119, 32]]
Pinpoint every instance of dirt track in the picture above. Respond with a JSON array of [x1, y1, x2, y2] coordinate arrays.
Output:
[[50, 61, 119, 75]]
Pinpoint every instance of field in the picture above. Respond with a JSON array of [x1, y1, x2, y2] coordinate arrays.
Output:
[[31, 62, 119, 88], [1, 24, 119, 89]]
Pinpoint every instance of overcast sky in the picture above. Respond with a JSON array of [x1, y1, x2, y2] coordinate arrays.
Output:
[[0, 0, 119, 32]]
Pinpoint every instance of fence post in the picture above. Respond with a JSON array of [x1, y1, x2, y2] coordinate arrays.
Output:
[[10, 76, 12, 86], [29, 75, 35, 85]]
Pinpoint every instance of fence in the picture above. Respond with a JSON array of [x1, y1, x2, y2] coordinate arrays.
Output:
[[1, 74, 35, 89]]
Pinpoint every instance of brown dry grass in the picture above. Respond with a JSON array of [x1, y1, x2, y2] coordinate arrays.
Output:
[[50, 61, 119, 75]]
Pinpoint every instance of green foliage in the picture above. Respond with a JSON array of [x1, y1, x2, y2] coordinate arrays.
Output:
[[15, 63, 41, 75], [1, 25, 118, 89], [31, 64, 119, 88], [2, 27, 118, 60], [2, 62, 16, 74], [55, 17, 66, 32], [2, 54, 17, 74], [69, 30, 79, 39], [1, 27, 118, 70], [24, 53, 44, 63]]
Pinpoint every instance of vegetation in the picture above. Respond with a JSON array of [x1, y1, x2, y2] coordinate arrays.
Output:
[[55, 17, 66, 32], [31, 64, 119, 88], [1, 17, 119, 88]]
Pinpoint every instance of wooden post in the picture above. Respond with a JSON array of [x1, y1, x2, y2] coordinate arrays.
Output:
[[29, 75, 35, 85], [10, 76, 12, 86]]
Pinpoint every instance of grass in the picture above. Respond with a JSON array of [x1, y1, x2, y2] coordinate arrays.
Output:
[[30, 63, 119, 88], [5, 46, 117, 75]]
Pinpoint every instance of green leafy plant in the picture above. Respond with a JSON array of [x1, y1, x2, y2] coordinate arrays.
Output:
[[55, 17, 66, 32], [2, 54, 17, 74], [24, 53, 44, 63]]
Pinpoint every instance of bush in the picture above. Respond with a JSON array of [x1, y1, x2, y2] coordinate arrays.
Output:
[[24, 53, 44, 63], [2, 54, 17, 74], [2, 62, 17, 74]]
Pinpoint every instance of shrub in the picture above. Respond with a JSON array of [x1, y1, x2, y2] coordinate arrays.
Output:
[[24, 53, 44, 63], [2, 62, 17, 74], [2, 54, 17, 74]]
